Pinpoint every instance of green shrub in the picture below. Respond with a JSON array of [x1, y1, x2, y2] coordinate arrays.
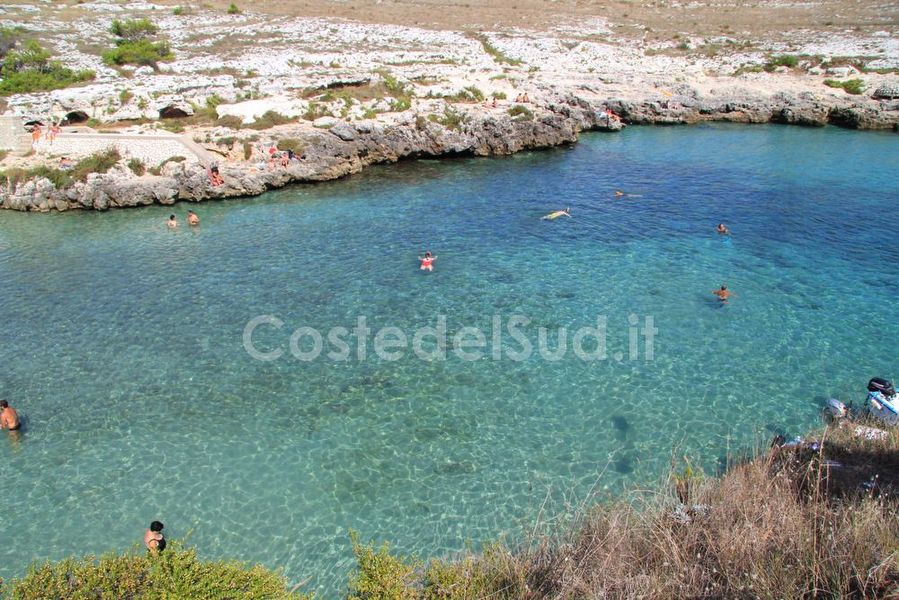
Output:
[[302, 101, 331, 121], [162, 120, 186, 133], [103, 39, 173, 68], [0, 25, 22, 59], [109, 18, 158, 41], [0, 39, 94, 95], [7, 543, 309, 599], [104, 18, 172, 69], [0, 67, 94, 95], [216, 114, 244, 130], [247, 110, 293, 130], [824, 78, 865, 95], [431, 107, 467, 131], [389, 96, 411, 112], [119, 89, 133, 105], [0, 165, 72, 189], [764, 54, 799, 71], [508, 104, 533, 120], [492, 90, 507, 100], [227, 3, 241, 14], [376, 71, 414, 112], [347, 531, 418, 600], [444, 85, 484, 103], [70, 148, 121, 182], [172, 6, 186, 15], [127, 158, 145, 176], [276, 138, 304, 154], [470, 33, 522, 65]]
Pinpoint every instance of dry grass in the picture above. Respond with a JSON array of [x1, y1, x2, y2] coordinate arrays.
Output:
[[351, 423, 899, 599], [148, 0, 897, 41]]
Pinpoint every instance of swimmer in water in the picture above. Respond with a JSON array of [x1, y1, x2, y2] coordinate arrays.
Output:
[[167, 215, 177, 228], [717, 223, 730, 235], [542, 208, 571, 220], [614, 190, 643, 198], [187, 210, 199, 226], [419, 251, 436, 272], [712, 285, 734, 302]]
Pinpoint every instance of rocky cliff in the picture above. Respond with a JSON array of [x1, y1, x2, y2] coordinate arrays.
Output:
[[2, 90, 896, 212]]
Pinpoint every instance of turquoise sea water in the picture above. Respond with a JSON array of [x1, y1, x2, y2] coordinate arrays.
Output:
[[1, 124, 897, 594]]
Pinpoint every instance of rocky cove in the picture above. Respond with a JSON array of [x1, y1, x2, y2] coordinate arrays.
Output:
[[1, 0, 897, 212], [4, 87, 898, 212]]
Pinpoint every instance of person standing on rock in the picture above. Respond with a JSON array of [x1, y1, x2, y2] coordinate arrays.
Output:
[[187, 210, 199, 226], [167, 215, 178, 229]]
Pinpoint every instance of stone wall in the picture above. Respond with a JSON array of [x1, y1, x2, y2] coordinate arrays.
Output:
[[0, 114, 33, 155]]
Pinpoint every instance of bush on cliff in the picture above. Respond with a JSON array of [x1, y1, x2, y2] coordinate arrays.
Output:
[[0, 39, 94, 95], [824, 78, 866, 95], [103, 19, 173, 69], [5, 542, 309, 599], [0, 165, 72, 189], [508, 105, 534, 120], [70, 148, 121, 182], [765, 54, 800, 71]]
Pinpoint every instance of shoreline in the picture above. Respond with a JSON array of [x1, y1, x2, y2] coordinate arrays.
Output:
[[1, 1, 896, 212], [3, 89, 897, 213]]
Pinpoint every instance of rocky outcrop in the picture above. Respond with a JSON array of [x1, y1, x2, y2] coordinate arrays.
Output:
[[1, 96, 617, 212], [606, 91, 898, 129], [2, 90, 896, 212]]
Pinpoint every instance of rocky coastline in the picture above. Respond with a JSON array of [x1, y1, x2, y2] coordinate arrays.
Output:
[[1, 0, 897, 212], [4, 87, 897, 213]]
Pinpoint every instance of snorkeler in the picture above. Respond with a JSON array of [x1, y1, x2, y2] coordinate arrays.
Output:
[[712, 285, 734, 302], [542, 208, 571, 220], [419, 251, 436, 272]]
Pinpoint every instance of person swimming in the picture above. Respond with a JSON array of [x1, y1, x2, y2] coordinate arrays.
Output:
[[187, 210, 199, 226], [542, 208, 571, 220], [717, 223, 730, 235], [144, 521, 166, 553], [419, 251, 436, 272], [712, 285, 734, 302], [167, 215, 177, 228]]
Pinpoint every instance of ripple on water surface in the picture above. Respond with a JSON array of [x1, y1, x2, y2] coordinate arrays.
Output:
[[0, 124, 897, 595]]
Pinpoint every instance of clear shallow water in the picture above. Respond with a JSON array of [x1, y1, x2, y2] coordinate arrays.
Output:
[[1, 124, 897, 595]]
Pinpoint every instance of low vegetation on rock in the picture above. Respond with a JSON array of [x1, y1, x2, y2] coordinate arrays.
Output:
[[102, 18, 173, 69], [1, 542, 309, 600], [0, 28, 94, 95], [824, 78, 866, 95], [343, 423, 899, 599]]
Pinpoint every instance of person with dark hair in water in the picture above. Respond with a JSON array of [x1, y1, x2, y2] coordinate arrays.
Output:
[[717, 223, 730, 235], [0, 400, 20, 431], [712, 285, 734, 303], [144, 521, 167, 553]]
